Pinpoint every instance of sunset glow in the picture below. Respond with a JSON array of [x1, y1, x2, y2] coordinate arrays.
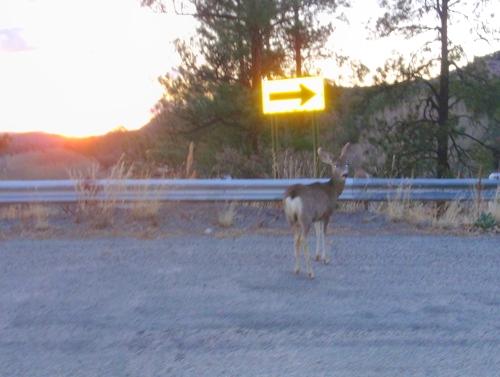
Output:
[[1, 0, 498, 138], [0, 0, 194, 137]]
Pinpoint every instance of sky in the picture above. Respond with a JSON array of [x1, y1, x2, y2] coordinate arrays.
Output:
[[0, 0, 499, 137], [0, 0, 193, 137]]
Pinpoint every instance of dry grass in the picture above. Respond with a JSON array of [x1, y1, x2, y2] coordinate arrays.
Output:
[[488, 188, 500, 223], [65, 143, 199, 229], [431, 201, 468, 228], [129, 184, 162, 226], [69, 158, 134, 228], [217, 202, 237, 228], [276, 149, 318, 178], [372, 185, 499, 231], [68, 158, 165, 229], [339, 201, 367, 213], [0, 204, 55, 231], [130, 201, 161, 224], [383, 184, 413, 221]]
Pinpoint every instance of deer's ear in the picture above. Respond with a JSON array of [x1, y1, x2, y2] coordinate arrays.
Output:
[[337, 142, 351, 164], [318, 148, 335, 165]]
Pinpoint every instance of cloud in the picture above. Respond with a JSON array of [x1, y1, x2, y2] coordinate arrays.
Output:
[[0, 28, 32, 52]]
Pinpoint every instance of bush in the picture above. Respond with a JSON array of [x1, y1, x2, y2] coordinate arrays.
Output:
[[474, 212, 497, 231], [214, 147, 269, 178]]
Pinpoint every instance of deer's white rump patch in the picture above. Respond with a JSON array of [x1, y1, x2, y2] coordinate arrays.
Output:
[[284, 196, 303, 222]]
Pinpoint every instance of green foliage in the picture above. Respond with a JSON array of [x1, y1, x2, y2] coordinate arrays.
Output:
[[277, 0, 349, 76], [371, 0, 499, 177], [133, 1, 498, 178], [452, 53, 500, 170], [140, 0, 351, 176], [214, 147, 270, 178], [474, 212, 497, 231], [370, 120, 437, 177]]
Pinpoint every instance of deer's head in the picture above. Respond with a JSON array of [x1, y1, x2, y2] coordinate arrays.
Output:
[[317, 142, 351, 180], [317, 143, 351, 197]]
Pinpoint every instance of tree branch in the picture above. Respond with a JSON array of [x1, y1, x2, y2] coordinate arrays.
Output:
[[449, 133, 472, 169], [175, 116, 223, 135], [452, 129, 499, 153]]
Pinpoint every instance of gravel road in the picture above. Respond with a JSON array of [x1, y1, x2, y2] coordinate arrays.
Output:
[[1, 233, 499, 376]]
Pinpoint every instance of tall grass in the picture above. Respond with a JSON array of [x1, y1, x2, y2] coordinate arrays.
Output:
[[217, 202, 237, 228], [129, 179, 161, 226], [69, 157, 134, 228], [372, 184, 499, 231], [0, 204, 54, 231], [487, 188, 500, 223], [275, 149, 318, 178], [275, 147, 498, 231]]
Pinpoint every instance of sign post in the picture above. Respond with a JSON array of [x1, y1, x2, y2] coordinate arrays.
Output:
[[312, 113, 319, 176], [261, 76, 325, 178], [271, 116, 278, 178]]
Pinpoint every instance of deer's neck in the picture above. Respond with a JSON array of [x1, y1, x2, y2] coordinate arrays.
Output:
[[326, 177, 345, 199]]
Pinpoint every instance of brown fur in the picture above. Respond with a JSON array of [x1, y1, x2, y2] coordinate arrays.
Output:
[[283, 143, 351, 279]]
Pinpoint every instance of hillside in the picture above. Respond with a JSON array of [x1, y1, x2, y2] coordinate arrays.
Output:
[[1, 132, 67, 153], [1, 51, 498, 179], [0, 133, 96, 179]]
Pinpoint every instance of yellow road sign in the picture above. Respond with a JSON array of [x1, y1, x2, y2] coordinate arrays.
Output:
[[262, 76, 325, 114]]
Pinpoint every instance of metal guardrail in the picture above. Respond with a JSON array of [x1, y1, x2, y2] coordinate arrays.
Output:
[[0, 178, 498, 204]]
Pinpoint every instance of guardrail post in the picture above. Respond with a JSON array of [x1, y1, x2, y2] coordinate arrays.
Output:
[[475, 173, 482, 217]]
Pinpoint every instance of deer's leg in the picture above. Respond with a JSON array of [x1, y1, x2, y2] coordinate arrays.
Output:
[[300, 225, 314, 279], [293, 228, 301, 274], [321, 219, 330, 265], [314, 222, 322, 261], [303, 237, 315, 279]]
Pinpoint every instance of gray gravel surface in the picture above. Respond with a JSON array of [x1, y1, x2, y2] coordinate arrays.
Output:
[[1, 234, 500, 376]]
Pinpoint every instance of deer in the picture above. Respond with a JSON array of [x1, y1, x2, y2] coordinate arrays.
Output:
[[283, 143, 351, 279]]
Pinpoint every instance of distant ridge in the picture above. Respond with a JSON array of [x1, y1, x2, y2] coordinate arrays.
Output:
[[1, 132, 69, 154]]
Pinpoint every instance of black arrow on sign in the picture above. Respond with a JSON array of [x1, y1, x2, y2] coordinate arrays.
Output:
[[269, 84, 316, 105]]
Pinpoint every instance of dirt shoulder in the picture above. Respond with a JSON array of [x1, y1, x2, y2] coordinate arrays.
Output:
[[2, 202, 493, 241]]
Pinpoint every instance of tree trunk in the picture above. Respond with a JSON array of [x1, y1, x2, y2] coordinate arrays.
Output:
[[436, 0, 450, 178], [250, 24, 263, 152], [293, 2, 302, 77], [236, 0, 248, 86]]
